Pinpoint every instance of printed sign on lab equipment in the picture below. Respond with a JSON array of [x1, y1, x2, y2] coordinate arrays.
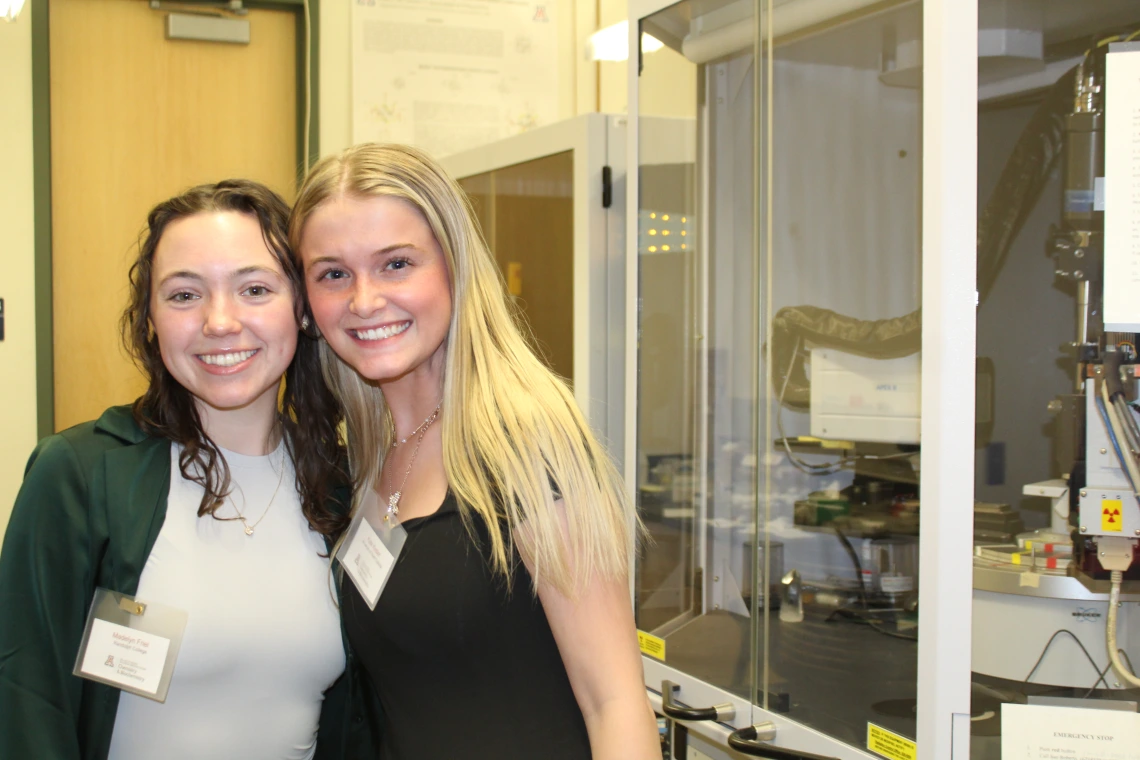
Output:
[[351, 0, 560, 158], [1002, 703, 1140, 760]]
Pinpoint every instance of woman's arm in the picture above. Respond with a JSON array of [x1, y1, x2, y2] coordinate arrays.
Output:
[[0, 435, 93, 760], [520, 501, 660, 760], [535, 570, 661, 760]]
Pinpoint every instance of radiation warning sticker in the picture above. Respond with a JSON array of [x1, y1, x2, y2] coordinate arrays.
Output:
[[867, 723, 916, 760], [637, 630, 666, 661], [1102, 499, 1124, 532]]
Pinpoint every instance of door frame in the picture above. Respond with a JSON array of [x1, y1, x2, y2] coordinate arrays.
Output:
[[441, 113, 624, 456], [31, 0, 321, 437]]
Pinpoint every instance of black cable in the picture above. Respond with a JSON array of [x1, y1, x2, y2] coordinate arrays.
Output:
[[827, 526, 919, 641], [1081, 661, 1115, 699], [1021, 629, 1112, 694], [823, 606, 918, 642], [1078, 649, 1140, 698], [833, 524, 869, 609]]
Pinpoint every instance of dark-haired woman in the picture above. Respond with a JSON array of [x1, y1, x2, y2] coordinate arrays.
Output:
[[0, 180, 378, 760]]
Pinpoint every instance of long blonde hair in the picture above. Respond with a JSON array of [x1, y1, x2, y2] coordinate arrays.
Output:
[[290, 143, 633, 597]]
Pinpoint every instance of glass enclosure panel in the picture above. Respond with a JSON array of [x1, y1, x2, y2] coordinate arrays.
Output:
[[972, 2, 1140, 756], [635, 0, 926, 748], [458, 151, 575, 382], [760, 3, 922, 747]]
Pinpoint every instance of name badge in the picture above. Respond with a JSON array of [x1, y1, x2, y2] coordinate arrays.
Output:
[[73, 588, 187, 702], [337, 492, 407, 611]]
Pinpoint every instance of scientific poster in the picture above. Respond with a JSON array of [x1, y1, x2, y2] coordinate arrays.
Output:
[[351, 0, 560, 159]]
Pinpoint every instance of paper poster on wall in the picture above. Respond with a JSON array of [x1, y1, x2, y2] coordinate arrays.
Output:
[[351, 0, 560, 159]]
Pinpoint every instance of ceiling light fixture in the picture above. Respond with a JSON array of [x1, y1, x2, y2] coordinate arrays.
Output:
[[2, 0, 26, 22], [585, 20, 664, 62]]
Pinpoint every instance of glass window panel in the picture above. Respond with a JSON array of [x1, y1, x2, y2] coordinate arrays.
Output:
[[458, 152, 575, 382], [760, 3, 922, 745]]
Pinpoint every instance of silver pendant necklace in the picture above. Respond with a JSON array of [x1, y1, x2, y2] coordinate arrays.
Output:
[[383, 403, 441, 521]]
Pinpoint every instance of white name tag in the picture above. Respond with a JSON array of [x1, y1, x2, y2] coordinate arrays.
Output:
[[73, 589, 187, 702], [338, 494, 407, 611], [78, 618, 171, 695]]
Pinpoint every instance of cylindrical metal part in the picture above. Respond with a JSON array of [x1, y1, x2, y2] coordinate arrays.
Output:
[[1062, 112, 1104, 229], [1077, 279, 1091, 339]]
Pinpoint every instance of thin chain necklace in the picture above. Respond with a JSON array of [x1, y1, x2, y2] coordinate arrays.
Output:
[[391, 401, 443, 447], [383, 403, 441, 522], [230, 449, 285, 537]]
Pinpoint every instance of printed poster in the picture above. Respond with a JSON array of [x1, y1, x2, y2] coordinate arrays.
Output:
[[351, 0, 560, 158]]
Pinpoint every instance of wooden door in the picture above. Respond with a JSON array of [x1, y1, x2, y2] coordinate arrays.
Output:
[[50, 0, 299, 431]]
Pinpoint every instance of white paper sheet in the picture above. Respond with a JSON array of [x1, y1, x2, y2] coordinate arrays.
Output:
[[78, 618, 171, 696], [1002, 703, 1140, 760], [1103, 47, 1140, 331], [340, 515, 397, 610]]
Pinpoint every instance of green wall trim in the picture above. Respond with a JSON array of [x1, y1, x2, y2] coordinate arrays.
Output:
[[307, 0, 321, 174], [32, 0, 52, 439], [249, 0, 319, 180]]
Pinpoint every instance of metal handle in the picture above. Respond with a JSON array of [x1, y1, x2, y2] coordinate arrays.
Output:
[[727, 723, 839, 760], [659, 680, 736, 722]]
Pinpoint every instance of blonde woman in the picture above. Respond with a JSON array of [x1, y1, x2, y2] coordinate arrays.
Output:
[[289, 143, 659, 760]]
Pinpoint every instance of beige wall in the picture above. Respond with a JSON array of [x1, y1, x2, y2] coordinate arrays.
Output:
[[319, 0, 352, 156], [0, 6, 38, 538]]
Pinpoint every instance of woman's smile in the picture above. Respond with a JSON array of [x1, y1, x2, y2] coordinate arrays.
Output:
[[300, 194, 453, 389]]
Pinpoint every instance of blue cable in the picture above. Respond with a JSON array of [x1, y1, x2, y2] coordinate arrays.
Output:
[[1096, 394, 1140, 499]]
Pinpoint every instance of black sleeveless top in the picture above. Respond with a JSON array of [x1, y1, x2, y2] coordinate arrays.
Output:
[[342, 491, 591, 759]]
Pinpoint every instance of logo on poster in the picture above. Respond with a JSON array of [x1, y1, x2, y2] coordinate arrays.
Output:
[[533, 5, 548, 22]]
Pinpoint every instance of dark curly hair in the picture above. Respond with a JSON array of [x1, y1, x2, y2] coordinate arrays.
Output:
[[121, 179, 349, 539]]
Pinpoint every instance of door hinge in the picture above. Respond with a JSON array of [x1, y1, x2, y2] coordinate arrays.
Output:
[[602, 165, 613, 208]]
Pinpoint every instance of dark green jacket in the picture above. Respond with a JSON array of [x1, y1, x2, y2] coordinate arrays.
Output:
[[0, 405, 381, 760]]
